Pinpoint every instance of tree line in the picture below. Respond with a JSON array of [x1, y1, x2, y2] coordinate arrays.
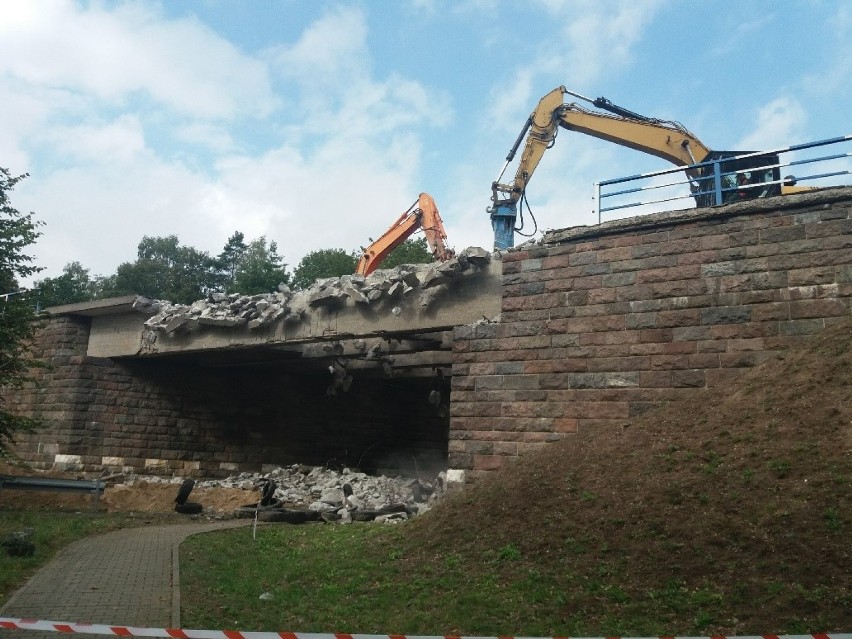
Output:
[[33, 224, 433, 307]]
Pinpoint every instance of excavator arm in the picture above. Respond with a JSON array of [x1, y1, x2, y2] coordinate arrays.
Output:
[[355, 193, 455, 276], [489, 85, 800, 250], [490, 86, 714, 249]]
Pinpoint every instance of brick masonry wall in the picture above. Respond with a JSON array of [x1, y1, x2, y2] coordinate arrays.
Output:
[[450, 190, 852, 482], [5, 315, 92, 466], [7, 317, 450, 477]]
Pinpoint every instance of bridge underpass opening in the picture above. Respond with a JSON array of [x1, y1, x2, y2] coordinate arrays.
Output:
[[114, 335, 453, 477]]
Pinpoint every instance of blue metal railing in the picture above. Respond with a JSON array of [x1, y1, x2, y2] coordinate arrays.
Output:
[[1, 289, 42, 313], [594, 135, 852, 223]]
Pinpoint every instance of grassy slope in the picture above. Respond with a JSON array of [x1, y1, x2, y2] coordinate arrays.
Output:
[[183, 318, 846, 634]]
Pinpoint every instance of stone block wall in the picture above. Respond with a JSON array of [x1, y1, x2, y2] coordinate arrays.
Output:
[[4, 315, 92, 465], [8, 316, 450, 477], [449, 190, 852, 482]]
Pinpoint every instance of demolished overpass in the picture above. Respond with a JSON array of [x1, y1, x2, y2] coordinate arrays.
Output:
[[6, 247, 501, 478], [5, 187, 852, 484]]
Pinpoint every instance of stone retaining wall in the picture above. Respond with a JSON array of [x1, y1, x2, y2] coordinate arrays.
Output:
[[8, 316, 450, 477], [449, 189, 852, 482]]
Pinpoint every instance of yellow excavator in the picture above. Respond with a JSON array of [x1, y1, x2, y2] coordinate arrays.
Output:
[[490, 86, 806, 249], [355, 192, 455, 276]]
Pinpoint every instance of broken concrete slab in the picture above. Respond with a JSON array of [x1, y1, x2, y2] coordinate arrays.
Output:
[[122, 464, 448, 523], [84, 247, 500, 358], [343, 285, 370, 304]]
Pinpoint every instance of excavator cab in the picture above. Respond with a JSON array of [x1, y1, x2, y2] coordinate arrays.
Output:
[[691, 151, 781, 207]]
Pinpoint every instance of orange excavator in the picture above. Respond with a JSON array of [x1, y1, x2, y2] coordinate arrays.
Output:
[[355, 192, 455, 276]]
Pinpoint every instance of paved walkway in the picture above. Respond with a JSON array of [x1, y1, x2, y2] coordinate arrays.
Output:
[[0, 520, 248, 637]]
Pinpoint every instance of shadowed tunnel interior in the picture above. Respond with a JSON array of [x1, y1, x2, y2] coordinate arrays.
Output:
[[102, 354, 453, 477]]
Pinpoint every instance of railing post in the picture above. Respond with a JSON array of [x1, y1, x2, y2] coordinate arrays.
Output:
[[594, 182, 601, 224], [713, 160, 724, 205]]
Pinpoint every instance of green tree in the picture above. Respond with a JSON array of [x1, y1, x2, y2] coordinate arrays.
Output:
[[232, 236, 290, 294], [292, 248, 357, 289], [102, 235, 219, 304], [34, 261, 94, 308], [215, 231, 248, 290], [0, 169, 43, 455], [380, 237, 434, 269]]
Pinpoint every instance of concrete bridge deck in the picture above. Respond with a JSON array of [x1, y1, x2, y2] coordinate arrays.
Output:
[[46, 251, 502, 376]]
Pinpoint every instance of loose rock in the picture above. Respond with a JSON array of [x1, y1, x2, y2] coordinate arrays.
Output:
[[135, 247, 491, 337]]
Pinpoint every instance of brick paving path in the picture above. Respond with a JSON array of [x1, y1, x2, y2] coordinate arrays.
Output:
[[0, 521, 247, 637]]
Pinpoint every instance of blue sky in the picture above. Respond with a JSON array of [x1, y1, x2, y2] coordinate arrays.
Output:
[[2, 0, 851, 284]]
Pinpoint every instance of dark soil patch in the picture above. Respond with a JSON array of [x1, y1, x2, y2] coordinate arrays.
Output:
[[0, 468, 258, 515]]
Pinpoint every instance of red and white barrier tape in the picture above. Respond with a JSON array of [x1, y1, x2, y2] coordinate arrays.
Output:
[[0, 620, 849, 639]]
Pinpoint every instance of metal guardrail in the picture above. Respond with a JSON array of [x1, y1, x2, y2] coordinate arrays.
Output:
[[1, 289, 42, 313], [0, 475, 105, 502], [594, 135, 852, 222]]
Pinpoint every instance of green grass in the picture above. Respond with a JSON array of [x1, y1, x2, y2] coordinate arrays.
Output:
[[179, 523, 751, 637]]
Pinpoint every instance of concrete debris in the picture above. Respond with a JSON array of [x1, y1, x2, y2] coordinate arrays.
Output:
[[419, 285, 446, 308], [138, 247, 491, 336], [460, 246, 492, 265], [131, 297, 163, 314], [343, 285, 369, 304], [367, 341, 382, 358], [122, 465, 446, 523], [308, 286, 347, 308]]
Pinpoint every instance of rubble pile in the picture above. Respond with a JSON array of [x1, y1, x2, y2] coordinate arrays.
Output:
[[135, 247, 493, 335], [125, 464, 447, 524]]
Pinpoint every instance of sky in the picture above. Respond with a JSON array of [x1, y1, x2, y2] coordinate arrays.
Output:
[[2, 0, 851, 285]]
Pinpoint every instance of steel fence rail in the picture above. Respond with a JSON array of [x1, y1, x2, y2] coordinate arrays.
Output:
[[594, 135, 852, 222]]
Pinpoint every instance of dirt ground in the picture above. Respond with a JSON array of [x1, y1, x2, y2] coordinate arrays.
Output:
[[0, 473, 260, 516]]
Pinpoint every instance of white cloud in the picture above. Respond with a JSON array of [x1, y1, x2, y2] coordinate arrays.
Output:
[[0, 84, 55, 171], [268, 6, 451, 139], [38, 116, 147, 165], [174, 123, 238, 155], [485, 68, 537, 135], [554, 0, 663, 86], [706, 15, 774, 59], [268, 6, 369, 89], [10, 4, 455, 284], [737, 97, 807, 150], [801, 6, 852, 99], [483, 0, 664, 137], [210, 143, 419, 260], [0, 0, 276, 120], [17, 159, 212, 279], [21, 118, 433, 283]]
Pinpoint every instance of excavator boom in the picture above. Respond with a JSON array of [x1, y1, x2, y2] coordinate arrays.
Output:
[[490, 85, 792, 250], [356, 193, 454, 276], [493, 87, 712, 203]]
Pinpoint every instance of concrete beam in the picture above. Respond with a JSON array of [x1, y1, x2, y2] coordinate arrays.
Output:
[[87, 257, 501, 359]]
